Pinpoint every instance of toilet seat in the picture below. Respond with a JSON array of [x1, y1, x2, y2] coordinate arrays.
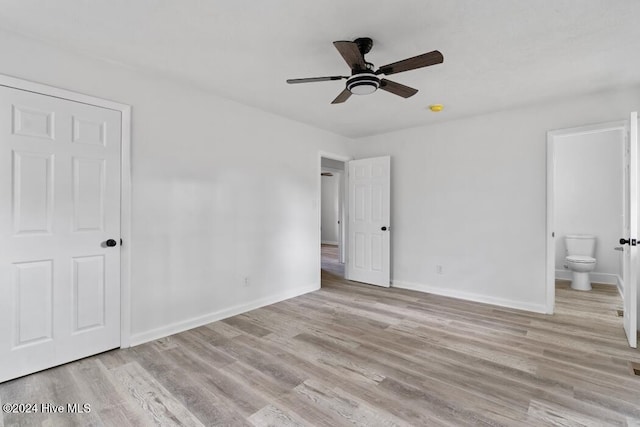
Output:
[[566, 255, 596, 264]]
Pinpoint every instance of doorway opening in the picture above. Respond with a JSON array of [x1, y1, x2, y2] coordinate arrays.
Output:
[[318, 152, 392, 289], [320, 156, 347, 282], [546, 120, 631, 342]]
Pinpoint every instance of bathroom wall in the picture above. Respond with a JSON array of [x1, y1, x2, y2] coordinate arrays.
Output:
[[554, 128, 624, 283]]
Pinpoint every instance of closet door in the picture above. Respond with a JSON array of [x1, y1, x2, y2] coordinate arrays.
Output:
[[0, 85, 122, 382]]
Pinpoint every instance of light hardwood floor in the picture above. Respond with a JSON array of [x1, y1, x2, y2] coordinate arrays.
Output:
[[1, 246, 640, 426], [320, 243, 344, 278]]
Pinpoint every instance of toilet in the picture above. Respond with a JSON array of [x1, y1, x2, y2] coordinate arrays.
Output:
[[565, 234, 597, 291]]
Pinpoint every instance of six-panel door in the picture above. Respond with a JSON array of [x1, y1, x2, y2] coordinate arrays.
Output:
[[0, 86, 121, 382], [347, 156, 391, 287]]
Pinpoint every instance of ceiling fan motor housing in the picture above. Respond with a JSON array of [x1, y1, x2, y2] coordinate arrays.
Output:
[[347, 73, 380, 95]]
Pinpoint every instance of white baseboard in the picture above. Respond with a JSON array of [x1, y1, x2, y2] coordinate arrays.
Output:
[[130, 283, 319, 346], [321, 240, 339, 245], [555, 269, 619, 285], [391, 280, 547, 314]]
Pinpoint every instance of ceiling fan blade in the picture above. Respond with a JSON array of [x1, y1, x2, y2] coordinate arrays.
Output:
[[331, 88, 352, 104], [333, 41, 366, 71], [287, 76, 346, 84], [379, 79, 418, 98], [376, 50, 444, 76]]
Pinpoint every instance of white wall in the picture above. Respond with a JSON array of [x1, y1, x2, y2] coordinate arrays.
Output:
[[349, 87, 640, 313], [321, 173, 340, 244], [0, 30, 351, 344], [554, 129, 624, 282], [4, 30, 640, 334]]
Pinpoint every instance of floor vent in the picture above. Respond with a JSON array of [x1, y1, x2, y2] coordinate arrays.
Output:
[[616, 309, 624, 317], [630, 362, 640, 376]]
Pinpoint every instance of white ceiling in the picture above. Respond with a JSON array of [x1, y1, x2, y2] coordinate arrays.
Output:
[[1, 1, 639, 138]]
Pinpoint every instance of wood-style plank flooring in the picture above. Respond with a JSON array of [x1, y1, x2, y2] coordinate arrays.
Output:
[[1, 245, 640, 426], [320, 243, 344, 278]]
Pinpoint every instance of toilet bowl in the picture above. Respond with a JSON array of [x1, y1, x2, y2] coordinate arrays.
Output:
[[566, 255, 596, 290], [564, 235, 597, 291]]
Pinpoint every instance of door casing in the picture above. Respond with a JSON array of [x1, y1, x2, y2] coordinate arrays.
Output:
[[0, 74, 133, 347], [546, 120, 627, 313]]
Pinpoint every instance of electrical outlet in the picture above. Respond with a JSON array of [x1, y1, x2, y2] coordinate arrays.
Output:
[[436, 265, 443, 275]]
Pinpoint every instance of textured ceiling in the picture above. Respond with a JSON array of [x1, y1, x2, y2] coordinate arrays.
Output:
[[1, 1, 639, 137]]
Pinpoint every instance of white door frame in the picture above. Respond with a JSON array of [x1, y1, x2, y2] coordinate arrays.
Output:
[[318, 152, 351, 280], [0, 74, 132, 347], [546, 120, 626, 314]]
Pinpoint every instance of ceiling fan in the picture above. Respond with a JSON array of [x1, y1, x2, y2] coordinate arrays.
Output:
[[286, 37, 443, 104]]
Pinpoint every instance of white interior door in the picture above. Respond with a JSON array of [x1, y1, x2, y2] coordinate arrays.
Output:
[[0, 85, 122, 382], [622, 112, 638, 348], [347, 156, 390, 287]]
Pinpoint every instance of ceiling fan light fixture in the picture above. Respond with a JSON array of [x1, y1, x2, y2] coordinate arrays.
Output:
[[346, 73, 380, 95], [287, 38, 443, 104]]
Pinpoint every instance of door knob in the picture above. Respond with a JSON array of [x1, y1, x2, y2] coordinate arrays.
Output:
[[620, 238, 630, 245], [381, 226, 387, 231], [105, 239, 118, 247]]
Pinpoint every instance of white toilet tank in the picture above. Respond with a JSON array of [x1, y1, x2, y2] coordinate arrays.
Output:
[[565, 234, 596, 257]]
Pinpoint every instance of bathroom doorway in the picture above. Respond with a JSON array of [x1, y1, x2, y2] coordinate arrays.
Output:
[[546, 115, 638, 348], [554, 127, 624, 289]]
